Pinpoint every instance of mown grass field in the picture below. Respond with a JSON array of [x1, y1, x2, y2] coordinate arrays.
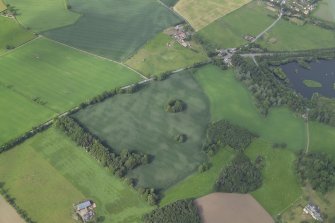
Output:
[[313, 0, 335, 23], [309, 121, 335, 158], [257, 20, 335, 51], [174, 0, 251, 31], [161, 148, 234, 206], [0, 38, 141, 113], [74, 72, 210, 189], [246, 139, 302, 216], [194, 65, 306, 151], [0, 127, 152, 223], [44, 0, 182, 61], [125, 32, 208, 77], [0, 16, 36, 54], [0, 0, 6, 12], [198, 1, 276, 48], [4, 0, 80, 32], [0, 85, 54, 146]]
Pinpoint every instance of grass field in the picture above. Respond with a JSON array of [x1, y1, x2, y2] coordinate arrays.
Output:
[[161, 148, 234, 206], [0, 85, 54, 146], [309, 122, 335, 158], [194, 65, 306, 151], [198, 1, 277, 48], [0, 127, 152, 223], [0, 0, 6, 12], [0, 16, 36, 54], [0, 38, 141, 113], [125, 32, 208, 77], [174, 0, 251, 31], [246, 139, 302, 216], [313, 0, 335, 23], [4, 0, 80, 32], [74, 71, 210, 189], [44, 0, 182, 61], [257, 20, 335, 51]]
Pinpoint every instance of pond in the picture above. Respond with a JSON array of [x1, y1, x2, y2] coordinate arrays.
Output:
[[281, 60, 335, 98]]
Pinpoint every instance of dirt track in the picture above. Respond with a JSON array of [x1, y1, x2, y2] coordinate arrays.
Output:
[[195, 193, 274, 223], [0, 196, 25, 223]]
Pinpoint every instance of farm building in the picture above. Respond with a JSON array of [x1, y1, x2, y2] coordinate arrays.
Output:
[[303, 203, 323, 222], [74, 200, 96, 222]]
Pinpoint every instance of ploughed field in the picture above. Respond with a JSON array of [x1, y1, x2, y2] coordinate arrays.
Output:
[[74, 71, 210, 189], [0, 37, 140, 146], [43, 0, 182, 61], [0, 127, 152, 223]]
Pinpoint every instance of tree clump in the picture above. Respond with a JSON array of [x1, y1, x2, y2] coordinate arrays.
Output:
[[214, 153, 263, 193], [175, 134, 187, 143], [165, 99, 186, 113]]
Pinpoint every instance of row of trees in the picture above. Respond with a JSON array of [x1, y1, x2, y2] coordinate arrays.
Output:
[[295, 151, 335, 194], [143, 199, 201, 223], [205, 120, 257, 153], [0, 183, 36, 223], [214, 153, 263, 193], [55, 116, 150, 178]]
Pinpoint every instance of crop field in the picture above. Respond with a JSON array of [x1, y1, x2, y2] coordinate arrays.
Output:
[[0, 196, 25, 223], [0, 127, 152, 223], [74, 71, 210, 189], [4, 0, 80, 32], [0, 38, 141, 113], [0, 0, 6, 12], [161, 148, 234, 206], [257, 20, 335, 51], [44, 0, 182, 61], [313, 0, 335, 23], [0, 85, 54, 146], [194, 65, 306, 151], [174, 0, 251, 31], [0, 17, 36, 54], [125, 32, 208, 77], [198, 1, 277, 48], [246, 139, 302, 216]]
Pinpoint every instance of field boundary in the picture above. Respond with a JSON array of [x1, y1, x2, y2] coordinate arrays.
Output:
[[42, 36, 149, 80], [0, 35, 40, 57]]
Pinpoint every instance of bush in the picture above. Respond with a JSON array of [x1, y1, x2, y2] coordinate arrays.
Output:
[[215, 153, 263, 193], [165, 99, 186, 113], [143, 199, 201, 223], [175, 134, 187, 143]]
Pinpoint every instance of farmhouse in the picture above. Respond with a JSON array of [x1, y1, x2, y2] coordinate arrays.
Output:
[[303, 203, 323, 222], [172, 25, 190, 47], [74, 200, 96, 222]]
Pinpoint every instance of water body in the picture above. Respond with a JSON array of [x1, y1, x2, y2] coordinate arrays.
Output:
[[281, 60, 335, 98]]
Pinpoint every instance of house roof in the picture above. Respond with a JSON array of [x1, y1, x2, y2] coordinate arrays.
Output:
[[76, 201, 92, 210]]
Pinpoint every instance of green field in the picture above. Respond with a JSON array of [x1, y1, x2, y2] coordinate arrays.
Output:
[[257, 20, 335, 51], [309, 122, 335, 158], [0, 16, 36, 54], [303, 79, 322, 88], [313, 0, 335, 23], [74, 71, 210, 189], [125, 32, 208, 77], [246, 139, 302, 216], [4, 0, 80, 32], [198, 1, 276, 48], [44, 0, 182, 61], [0, 127, 152, 223], [0, 85, 54, 146], [0, 38, 141, 113], [194, 65, 306, 151], [174, 0, 251, 31], [161, 148, 234, 206]]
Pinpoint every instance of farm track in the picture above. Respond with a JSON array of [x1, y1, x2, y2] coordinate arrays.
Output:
[[42, 36, 149, 80]]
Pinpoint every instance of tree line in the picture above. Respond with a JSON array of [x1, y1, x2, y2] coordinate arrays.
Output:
[[0, 182, 36, 223], [295, 151, 335, 194], [143, 199, 201, 223], [55, 116, 150, 178]]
